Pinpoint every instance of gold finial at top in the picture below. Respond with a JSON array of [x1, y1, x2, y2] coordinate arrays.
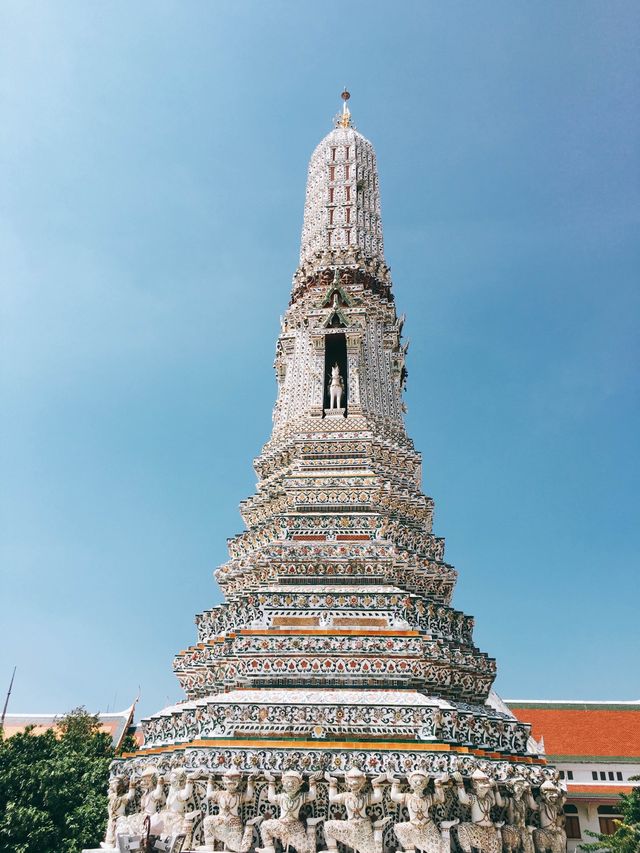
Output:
[[337, 88, 352, 128]]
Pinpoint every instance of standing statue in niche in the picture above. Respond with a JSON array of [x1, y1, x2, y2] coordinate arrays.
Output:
[[390, 771, 450, 853], [102, 777, 136, 849], [532, 781, 567, 853], [328, 363, 344, 409], [322, 768, 389, 853], [453, 770, 504, 853], [200, 768, 261, 852], [502, 778, 536, 853], [257, 770, 323, 853]]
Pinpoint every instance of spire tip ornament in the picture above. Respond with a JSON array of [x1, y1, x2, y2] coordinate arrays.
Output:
[[337, 88, 352, 128]]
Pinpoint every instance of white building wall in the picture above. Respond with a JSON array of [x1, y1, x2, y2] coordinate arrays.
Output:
[[552, 758, 640, 852]]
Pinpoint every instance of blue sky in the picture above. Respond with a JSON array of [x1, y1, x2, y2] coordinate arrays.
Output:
[[1, 1, 638, 719]]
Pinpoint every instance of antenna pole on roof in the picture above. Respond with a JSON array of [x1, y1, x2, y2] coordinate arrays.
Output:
[[1, 666, 17, 730]]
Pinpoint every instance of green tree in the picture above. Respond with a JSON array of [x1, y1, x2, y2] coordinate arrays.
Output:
[[0, 707, 114, 853], [579, 778, 640, 853]]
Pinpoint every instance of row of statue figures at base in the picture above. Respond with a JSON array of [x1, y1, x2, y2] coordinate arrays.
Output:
[[104, 767, 567, 853]]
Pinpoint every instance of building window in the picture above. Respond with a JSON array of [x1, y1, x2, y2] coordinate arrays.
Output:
[[329, 208, 334, 225], [592, 771, 598, 780], [345, 185, 351, 202], [329, 166, 335, 181], [617, 772, 623, 781], [559, 771, 565, 779], [329, 188, 334, 203], [345, 146, 350, 159], [331, 148, 336, 162], [567, 770, 574, 780], [564, 805, 581, 840], [600, 771, 607, 780], [346, 207, 351, 224], [345, 164, 350, 179], [599, 817, 619, 835], [609, 771, 615, 780], [598, 806, 622, 836]]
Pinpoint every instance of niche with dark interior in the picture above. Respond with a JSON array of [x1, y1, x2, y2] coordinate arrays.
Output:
[[324, 333, 348, 414]]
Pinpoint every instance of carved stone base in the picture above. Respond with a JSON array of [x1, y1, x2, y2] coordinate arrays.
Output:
[[324, 408, 345, 417]]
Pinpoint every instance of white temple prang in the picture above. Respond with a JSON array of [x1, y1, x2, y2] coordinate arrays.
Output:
[[89, 92, 565, 853]]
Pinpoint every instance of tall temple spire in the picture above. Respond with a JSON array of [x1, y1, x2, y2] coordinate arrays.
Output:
[[105, 97, 560, 853]]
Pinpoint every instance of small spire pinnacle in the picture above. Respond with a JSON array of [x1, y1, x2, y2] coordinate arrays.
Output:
[[337, 88, 352, 128]]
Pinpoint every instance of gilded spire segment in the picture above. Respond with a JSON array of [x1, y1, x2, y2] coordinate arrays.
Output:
[[337, 88, 352, 128]]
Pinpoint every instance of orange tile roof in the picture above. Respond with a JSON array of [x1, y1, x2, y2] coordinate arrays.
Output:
[[506, 702, 640, 759], [568, 785, 633, 796], [3, 705, 136, 750]]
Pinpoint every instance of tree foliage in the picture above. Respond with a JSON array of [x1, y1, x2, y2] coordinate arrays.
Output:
[[579, 777, 640, 853], [0, 707, 114, 853]]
